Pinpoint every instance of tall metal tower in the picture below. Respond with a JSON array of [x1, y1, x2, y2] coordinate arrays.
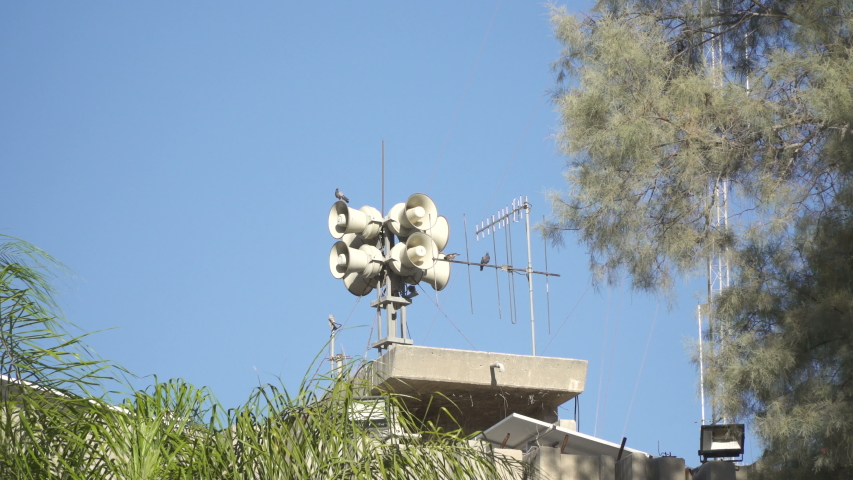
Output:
[[698, 0, 732, 425]]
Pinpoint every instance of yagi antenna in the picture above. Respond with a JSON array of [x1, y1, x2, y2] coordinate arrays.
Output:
[[474, 196, 560, 356]]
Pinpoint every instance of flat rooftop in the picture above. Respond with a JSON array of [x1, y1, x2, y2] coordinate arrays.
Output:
[[366, 345, 588, 433]]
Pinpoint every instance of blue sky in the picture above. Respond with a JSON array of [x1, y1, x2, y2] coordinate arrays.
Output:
[[1, 1, 754, 463]]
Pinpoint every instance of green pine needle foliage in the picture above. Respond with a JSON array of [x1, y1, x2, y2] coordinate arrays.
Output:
[[547, 1, 853, 477]]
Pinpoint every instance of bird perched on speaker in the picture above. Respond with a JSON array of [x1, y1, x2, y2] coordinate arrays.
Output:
[[335, 188, 350, 203], [444, 253, 460, 261], [480, 252, 490, 271]]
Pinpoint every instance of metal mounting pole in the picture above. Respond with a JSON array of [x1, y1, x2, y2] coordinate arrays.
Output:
[[330, 324, 336, 377], [524, 198, 536, 356], [698, 304, 706, 425], [329, 314, 340, 377]]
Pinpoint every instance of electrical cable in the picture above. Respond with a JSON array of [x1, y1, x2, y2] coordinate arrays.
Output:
[[362, 323, 375, 360], [418, 284, 478, 350], [423, 275, 455, 341], [575, 396, 580, 432], [599, 286, 624, 435], [621, 302, 659, 439], [540, 282, 590, 355], [426, 0, 502, 192], [339, 297, 361, 330], [480, 91, 544, 220], [593, 287, 611, 437]]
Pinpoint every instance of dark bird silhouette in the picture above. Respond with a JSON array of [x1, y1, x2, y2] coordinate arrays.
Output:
[[328, 315, 341, 332], [335, 188, 350, 203], [444, 253, 460, 261], [480, 252, 490, 271], [401, 285, 418, 299]]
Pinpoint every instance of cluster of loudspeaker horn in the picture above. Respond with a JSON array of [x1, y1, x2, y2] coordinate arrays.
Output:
[[328, 193, 451, 297]]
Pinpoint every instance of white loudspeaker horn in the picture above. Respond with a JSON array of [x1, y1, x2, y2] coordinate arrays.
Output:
[[405, 254, 451, 291], [400, 193, 438, 231], [343, 272, 379, 297], [385, 202, 416, 238], [329, 242, 383, 279], [388, 232, 438, 275], [340, 232, 363, 249], [427, 215, 450, 251], [328, 202, 382, 239]]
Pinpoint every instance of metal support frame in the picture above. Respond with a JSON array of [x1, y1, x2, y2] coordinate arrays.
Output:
[[371, 230, 414, 352]]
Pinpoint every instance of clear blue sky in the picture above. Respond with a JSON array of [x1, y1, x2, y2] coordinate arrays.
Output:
[[0, 1, 755, 463]]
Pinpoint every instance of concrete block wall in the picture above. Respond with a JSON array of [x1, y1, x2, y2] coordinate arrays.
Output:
[[494, 448, 525, 480], [615, 455, 687, 480], [514, 446, 742, 480], [527, 447, 615, 480], [615, 453, 649, 480], [651, 457, 686, 480], [691, 461, 735, 480], [529, 449, 701, 480]]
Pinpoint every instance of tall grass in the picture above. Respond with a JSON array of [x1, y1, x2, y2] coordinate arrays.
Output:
[[0, 235, 522, 479]]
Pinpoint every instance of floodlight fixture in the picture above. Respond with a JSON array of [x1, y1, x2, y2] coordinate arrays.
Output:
[[698, 424, 745, 463]]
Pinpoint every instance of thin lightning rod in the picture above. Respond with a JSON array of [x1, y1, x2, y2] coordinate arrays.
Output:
[[524, 197, 536, 356], [381, 141, 385, 217]]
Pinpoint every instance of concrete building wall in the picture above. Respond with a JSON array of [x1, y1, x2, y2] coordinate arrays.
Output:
[[692, 461, 736, 480], [494, 448, 525, 480], [527, 447, 618, 480], [522, 450, 704, 480]]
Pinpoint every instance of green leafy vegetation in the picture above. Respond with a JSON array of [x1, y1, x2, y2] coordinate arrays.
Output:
[[0, 235, 521, 479]]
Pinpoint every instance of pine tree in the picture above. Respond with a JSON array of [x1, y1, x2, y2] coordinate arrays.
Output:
[[547, 1, 853, 476]]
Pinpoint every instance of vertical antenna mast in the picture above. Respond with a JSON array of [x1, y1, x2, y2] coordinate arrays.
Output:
[[329, 314, 342, 377], [543, 215, 552, 334], [702, 0, 731, 424], [464, 214, 474, 314], [524, 197, 536, 355], [697, 304, 706, 425]]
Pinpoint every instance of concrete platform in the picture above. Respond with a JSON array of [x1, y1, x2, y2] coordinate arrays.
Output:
[[366, 345, 588, 433]]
